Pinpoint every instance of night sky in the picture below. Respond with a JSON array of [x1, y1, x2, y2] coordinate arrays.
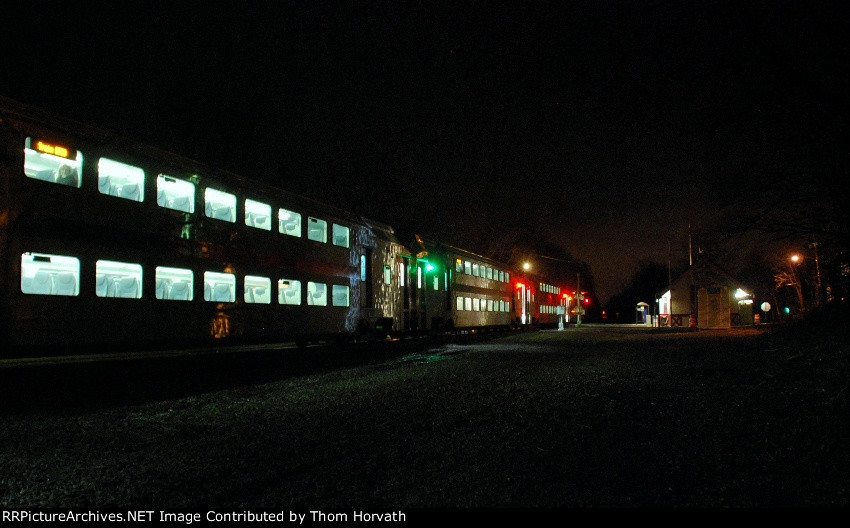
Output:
[[3, 1, 846, 303]]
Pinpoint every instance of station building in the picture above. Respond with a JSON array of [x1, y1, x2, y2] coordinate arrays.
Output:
[[656, 256, 754, 328]]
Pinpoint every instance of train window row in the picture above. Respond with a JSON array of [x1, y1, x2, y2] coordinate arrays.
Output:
[[540, 305, 564, 314], [455, 296, 511, 312], [540, 283, 561, 295], [22, 138, 350, 248], [19, 252, 350, 307], [454, 258, 510, 283]]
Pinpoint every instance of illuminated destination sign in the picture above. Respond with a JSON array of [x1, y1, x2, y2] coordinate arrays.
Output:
[[33, 140, 76, 160]]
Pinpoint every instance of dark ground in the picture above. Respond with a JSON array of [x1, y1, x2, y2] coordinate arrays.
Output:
[[1, 313, 848, 518]]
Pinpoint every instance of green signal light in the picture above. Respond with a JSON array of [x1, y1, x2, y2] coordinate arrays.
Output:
[[425, 262, 435, 272]]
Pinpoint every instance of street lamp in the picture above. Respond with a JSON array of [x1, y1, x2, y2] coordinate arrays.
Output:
[[789, 254, 805, 315]]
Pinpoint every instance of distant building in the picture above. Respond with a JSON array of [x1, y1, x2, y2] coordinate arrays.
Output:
[[657, 256, 754, 328]]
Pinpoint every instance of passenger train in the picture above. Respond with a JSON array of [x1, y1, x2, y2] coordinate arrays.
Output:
[[0, 96, 575, 357]]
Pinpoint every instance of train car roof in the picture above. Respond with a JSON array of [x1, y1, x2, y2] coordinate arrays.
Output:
[[414, 234, 511, 269], [0, 95, 364, 225], [361, 217, 405, 243]]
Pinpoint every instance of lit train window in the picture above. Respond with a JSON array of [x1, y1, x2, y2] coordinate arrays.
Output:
[[156, 175, 195, 213], [499, 270, 505, 282], [456, 296, 464, 311], [245, 199, 272, 230], [464, 297, 472, 311], [155, 266, 193, 301], [332, 285, 349, 307], [23, 137, 83, 188], [472, 263, 479, 277], [486, 267, 493, 280], [383, 265, 392, 285], [332, 224, 350, 248], [455, 259, 463, 273], [398, 262, 405, 286], [278, 208, 301, 237], [464, 261, 471, 275], [278, 279, 301, 305], [244, 275, 271, 304], [307, 217, 327, 243], [505, 272, 510, 282], [204, 271, 236, 302], [487, 299, 494, 311], [433, 276, 439, 290], [205, 188, 236, 222], [96, 260, 142, 298], [473, 298, 480, 311], [20, 253, 80, 296], [307, 282, 327, 306], [98, 158, 144, 202]]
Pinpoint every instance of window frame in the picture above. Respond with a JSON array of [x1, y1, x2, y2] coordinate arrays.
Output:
[[307, 217, 328, 243]]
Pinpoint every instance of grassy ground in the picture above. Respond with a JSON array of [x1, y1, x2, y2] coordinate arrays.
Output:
[[1, 314, 848, 510]]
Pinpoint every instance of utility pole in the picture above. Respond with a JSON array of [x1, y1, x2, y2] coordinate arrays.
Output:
[[809, 241, 822, 306], [668, 239, 673, 327], [688, 223, 693, 266]]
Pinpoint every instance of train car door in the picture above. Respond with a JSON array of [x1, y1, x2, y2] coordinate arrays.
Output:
[[360, 248, 373, 311], [401, 256, 411, 330], [517, 283, 531, 325], [409, 259, 428, 331]]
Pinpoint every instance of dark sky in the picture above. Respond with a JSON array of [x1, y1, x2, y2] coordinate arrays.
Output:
[[3, 1, 846, 303]]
